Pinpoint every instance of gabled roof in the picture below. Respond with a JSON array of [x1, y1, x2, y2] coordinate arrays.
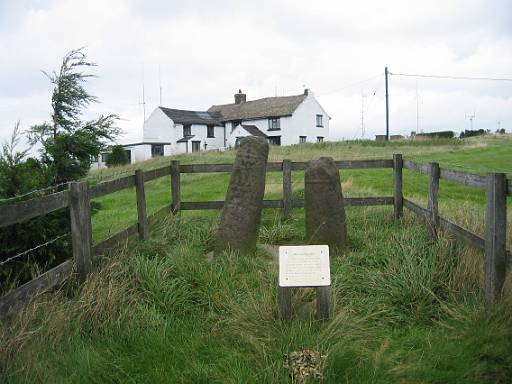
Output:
[[208, 94, 306, 121], [239, 125, 267, 138], [159, 107, 223, 126]]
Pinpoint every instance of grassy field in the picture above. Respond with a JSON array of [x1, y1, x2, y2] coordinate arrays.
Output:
[[1, 136, 511, 383], [87, 136, 511, 245]]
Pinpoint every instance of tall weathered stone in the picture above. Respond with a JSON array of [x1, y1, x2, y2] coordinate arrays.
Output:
[[305, 157, 347, 247], [215, 136, 269, 255]]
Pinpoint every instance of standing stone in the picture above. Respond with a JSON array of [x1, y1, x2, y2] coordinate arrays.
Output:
[[215, 136, 269, 255], [305, 157, 347, 247]]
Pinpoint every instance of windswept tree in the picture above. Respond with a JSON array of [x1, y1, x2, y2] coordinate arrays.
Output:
[[1, 49, 120, 290], [28, 48, 120, 183]]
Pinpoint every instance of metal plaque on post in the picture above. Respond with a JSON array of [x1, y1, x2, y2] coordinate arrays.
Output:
[[279, 245, 330, 287], [278, 245, 331, 321]]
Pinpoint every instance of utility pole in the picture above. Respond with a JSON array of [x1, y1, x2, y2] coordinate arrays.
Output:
[[385, 67, 390, 140]]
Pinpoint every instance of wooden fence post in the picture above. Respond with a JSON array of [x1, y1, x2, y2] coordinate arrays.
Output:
[[282, 159, 292, 220], [171, 160, 181, 214], [427, 162, 440, 238], [393, 154, 403, 220], [135, 169, 148, 240], [69, 182, 92, 283], [484, 172, 507, 305]]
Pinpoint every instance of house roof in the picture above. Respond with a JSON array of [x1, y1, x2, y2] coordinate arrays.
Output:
[[159, 107, 223, 126], [176, 135, 196, 143], [208, 94, 306, 121], [239, 125, 267, 137], [121, 142, 171, 147]]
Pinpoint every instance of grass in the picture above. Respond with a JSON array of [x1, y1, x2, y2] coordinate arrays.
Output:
[[1, 135, 512, 383]]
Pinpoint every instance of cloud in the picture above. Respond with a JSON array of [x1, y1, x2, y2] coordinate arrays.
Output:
[[0, 0, 511, 150]]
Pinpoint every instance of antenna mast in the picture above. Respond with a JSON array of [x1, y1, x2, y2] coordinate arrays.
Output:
[[465, 112, 476, 130], [140, 83, 146, 122], [361, 91, 366, 139], [158, 65, 163, 106], [415, 79, 420, 132]]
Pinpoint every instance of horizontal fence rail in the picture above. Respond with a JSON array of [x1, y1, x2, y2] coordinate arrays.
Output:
[[0, 190, 69, 229], [178, 159, 394, 174], [404, 160, 509, 192], [1, 156, 510, 315], [402, 160, 511, 305]]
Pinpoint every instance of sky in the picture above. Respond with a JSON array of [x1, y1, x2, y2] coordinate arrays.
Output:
[[0, 0, 511, 150]]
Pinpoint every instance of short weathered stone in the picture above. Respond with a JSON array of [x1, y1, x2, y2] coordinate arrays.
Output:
[[214, 136, 269, 255], [305, 157, 347, 247]]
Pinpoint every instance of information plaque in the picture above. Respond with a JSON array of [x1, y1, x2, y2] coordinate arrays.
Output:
[[278, 245, 330, 287]]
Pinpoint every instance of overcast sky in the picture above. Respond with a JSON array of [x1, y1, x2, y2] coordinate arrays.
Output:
[[1, 0, 511, 149]]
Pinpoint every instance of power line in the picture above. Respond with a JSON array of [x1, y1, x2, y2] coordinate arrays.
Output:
[[390, 72, 512, 82], [317, 74, 381, 96]]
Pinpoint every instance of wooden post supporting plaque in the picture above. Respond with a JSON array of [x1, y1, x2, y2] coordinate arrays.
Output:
[[278, 245, 331, 321]]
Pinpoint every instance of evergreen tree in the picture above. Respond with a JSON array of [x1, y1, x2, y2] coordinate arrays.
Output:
[[28, 48, 120, 183]]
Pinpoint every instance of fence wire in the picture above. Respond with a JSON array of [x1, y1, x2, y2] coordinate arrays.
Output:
[[0, 233, 70, 267], [0, 182, 70, 204]]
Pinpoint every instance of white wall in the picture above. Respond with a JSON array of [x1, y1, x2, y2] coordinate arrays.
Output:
[[224, 95, 329, 146], [286, 94, 330, 144], [125, 144, 152, 163], [143, 108, 175, 143], [227, 125, 252, 147], [174, 123, 226, 153], [227, 117, 291, 146]]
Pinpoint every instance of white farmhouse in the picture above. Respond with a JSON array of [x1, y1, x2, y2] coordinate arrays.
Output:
[[91, 89, 329, 169], [212, 89, 330, 147]]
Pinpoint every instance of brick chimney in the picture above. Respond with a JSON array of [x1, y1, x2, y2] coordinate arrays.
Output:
[[234, 89, 246, 104]]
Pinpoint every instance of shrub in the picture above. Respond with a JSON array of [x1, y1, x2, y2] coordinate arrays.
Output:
[[106, 145, 129, 167], [416, 131, 455, 139], [460, 129, 489, 138]]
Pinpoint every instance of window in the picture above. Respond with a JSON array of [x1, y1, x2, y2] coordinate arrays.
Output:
[[207, 125, 215, 138], [268, 118, 280, 130], [192, 141, 201, 153], [183, 124, 191, 137], [317, 136, 324, 143], [316, 114, 323, 127], [125, 150, 132, 163], [101, 153, 109, 163], [151, 144, 164, 157], [268, 136, 281, 146], [299, 136, 307, 143]]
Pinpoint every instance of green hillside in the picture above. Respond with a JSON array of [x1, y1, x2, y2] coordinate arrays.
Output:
[[1, 136, 511, 383]]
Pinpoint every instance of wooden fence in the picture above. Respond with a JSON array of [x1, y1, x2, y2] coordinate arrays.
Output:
[[0, 155, 510, 314], [399, 156, 511, 304]]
